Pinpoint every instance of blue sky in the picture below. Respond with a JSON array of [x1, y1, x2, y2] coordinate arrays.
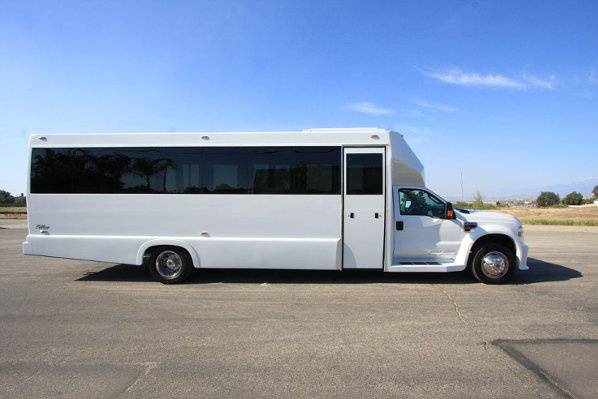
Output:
[[1, 0, 597, 199]]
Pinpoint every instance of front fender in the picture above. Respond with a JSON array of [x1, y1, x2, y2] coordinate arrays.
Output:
[[468, 223, 519, 243], [454, 224, 526, 269]]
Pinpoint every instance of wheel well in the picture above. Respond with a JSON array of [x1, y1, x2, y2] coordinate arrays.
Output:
[[143, 245, 194, 266], [468, 234, 516, 268]]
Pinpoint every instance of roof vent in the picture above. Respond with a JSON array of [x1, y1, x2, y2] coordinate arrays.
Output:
[[370, 134, 380, 140], [38, 136, 47, 141]]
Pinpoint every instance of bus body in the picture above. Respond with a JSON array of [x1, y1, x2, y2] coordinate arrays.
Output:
[[23, 128, 528, 284]]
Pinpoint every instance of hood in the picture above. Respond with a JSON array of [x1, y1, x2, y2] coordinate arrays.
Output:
[[457, 210, 522, 227]]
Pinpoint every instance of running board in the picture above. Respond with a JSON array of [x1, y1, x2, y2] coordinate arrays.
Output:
[[387, 262, 466, 273], [398, 261, 442, 265]]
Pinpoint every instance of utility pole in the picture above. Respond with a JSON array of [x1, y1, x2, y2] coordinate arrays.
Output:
[[460, 171, 464, 202]]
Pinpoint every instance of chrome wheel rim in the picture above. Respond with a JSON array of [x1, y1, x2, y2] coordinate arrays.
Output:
[[155, 250, 183, 279], [481, 251, 509, 279]]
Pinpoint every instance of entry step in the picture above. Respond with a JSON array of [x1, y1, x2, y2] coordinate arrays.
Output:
[[388, 261, 466, 272], [398, 261, 442, 265]]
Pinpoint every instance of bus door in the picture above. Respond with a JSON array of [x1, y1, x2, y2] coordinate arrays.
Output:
[[342, 147, 385, 269]]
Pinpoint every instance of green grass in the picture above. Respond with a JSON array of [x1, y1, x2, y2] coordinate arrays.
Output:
[[0, 207, 26, 215]]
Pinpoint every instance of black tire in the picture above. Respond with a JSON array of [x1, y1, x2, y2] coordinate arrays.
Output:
[[471, 243, 516, 284], [147, 246, 193, 284]]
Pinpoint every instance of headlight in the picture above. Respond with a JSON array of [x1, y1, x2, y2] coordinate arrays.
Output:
[[517, 227, 524, 237]]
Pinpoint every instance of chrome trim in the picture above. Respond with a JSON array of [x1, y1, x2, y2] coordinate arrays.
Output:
[[155, 250, 183, 279], [481, 251, 509, 279]]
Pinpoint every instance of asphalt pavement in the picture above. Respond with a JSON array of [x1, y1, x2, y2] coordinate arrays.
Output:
[[0, 223, 597, 398]]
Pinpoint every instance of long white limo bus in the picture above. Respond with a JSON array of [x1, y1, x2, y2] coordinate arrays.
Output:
[[23, 128, 528, 284]]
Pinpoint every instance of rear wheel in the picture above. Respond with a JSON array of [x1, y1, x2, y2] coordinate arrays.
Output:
[[147, 247, 193, 284], [471, 243, 515, 284]]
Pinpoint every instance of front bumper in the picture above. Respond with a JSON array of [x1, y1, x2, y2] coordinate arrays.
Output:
[[517, 240, 529, 270], [22, 239, 33, 255]]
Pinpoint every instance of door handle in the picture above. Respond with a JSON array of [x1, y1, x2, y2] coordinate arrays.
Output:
[[349, 212, 354, 218], [396, 221, 404, 231], [375, 212, 380, 219]]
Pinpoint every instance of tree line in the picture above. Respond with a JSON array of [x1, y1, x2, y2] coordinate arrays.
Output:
[[453, 185, 598, 210], [536, 189, 595, 207], [2, 184, 598, 208], [0, 190, 26, 206]]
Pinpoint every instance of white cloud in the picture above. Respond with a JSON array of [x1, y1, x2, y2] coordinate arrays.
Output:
[[424, 69, 524, 88], [522, 74, 556, 90], [401, 132, 430, 145], [414, 99, 457, 113], [344, 101, 395, 115], [401, 109, 424, 118], [393, 125, 434, 145], [423, 68, 555, 90]]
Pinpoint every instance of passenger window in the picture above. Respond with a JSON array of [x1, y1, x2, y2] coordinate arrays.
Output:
[[399, 189, 445, 218], [346, 153, 383, 195], [30, 146, 341, 195]]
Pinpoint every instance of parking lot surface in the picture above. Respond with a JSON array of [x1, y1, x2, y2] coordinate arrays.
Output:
[[1, 225, 597, 398]]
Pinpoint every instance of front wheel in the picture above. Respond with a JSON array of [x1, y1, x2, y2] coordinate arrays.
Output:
[[147, 247, 193, 284], [471, 243, 516, 284]]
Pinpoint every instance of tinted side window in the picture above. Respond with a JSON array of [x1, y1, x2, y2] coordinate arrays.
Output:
[[346, 153, 383, 195], [249, 147, 340, 194], [30, 146, 341, 195], [31, 147, 194, 194], [399, 189, 445, 218], [202, 148, 249, 194]]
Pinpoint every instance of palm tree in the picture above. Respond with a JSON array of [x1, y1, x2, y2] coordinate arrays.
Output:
[[154, 158, 176, 192], [131, 157, 176, 192], [94, 153, 131, 191], [132, 158, 158, 191]]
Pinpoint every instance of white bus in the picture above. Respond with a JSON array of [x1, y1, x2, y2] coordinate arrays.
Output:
[[23, 128, 528, 284]]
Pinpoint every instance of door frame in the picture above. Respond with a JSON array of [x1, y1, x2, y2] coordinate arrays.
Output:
[[341, 146, 387, 269]]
